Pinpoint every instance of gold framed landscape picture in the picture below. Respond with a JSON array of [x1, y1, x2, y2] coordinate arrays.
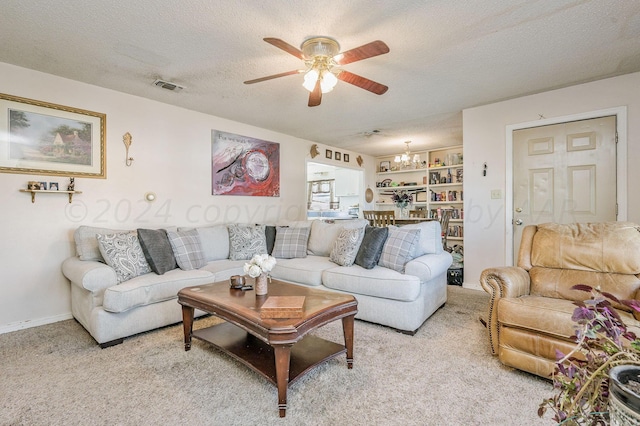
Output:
[[0, 93, 106, 178]]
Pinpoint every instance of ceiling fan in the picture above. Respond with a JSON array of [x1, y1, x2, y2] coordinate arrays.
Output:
[[244, 37, 389, 107]]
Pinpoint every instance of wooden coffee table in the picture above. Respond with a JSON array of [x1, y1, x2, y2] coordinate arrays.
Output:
[[178, 279, 358, 417]]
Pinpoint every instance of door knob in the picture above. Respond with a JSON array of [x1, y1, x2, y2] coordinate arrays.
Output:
[[515, 207, 522, 213], [514, 219, 523, 225]]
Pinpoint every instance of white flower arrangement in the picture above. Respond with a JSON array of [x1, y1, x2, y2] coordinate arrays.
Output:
[[243, 254, 277, 279]]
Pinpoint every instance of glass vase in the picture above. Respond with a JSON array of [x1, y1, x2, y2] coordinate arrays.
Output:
[[399, 206, 409, 219], [255, 273, 268, 296]]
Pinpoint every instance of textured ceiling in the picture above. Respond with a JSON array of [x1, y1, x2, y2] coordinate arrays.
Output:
[[2, 0, 640, 156]]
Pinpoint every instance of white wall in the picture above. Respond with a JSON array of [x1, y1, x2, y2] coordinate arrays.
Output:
[[463, 72, 640, 289], [0, 62, 374, 332]]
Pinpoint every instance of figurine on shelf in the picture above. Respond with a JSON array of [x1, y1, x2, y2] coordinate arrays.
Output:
[[67, 177, 75, 191]]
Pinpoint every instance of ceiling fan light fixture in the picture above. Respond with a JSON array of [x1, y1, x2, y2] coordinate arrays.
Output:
[[320, 71, 338, 93], [300, 37, 340, 60], [302, 69, 319, 91], [302, 68, 338, 93], [246, 37, 389, 106]]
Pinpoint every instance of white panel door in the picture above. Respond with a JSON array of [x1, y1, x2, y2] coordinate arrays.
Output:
[[512, 116, 617, 260]]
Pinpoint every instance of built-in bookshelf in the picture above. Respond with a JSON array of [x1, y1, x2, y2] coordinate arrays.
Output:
[[375, 145, 463, 250]]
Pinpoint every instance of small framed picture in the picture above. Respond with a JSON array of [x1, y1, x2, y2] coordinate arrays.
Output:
[[39, 181, 47, 190], [325, 149, 332, 159], [49, 182, 59, 191], [344, 153, 350, 163], [379, 161, 390, 172], [335, 152, 341, 161]]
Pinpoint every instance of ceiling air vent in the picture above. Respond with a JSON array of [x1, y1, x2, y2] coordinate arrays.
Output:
[[152, 79, 184, 92]]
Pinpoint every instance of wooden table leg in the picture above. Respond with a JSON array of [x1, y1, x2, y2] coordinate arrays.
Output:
[[273, 345, 292, 417], [181, 305, 194, 351], [342, 314, 355, 369]]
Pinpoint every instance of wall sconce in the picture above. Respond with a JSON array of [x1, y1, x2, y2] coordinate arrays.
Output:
[[123, 132, 134, 166]]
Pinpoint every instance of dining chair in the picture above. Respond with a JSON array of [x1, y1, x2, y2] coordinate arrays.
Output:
[[409, 210, 427, 218], [439, 209, 453, 250], [363, 210, 395, 227]]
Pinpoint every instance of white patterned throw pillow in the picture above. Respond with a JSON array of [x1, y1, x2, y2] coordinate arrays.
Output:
[[378, 226, 421, 273], [228, 224, 268, 260], [96, 231, 151, 283], [329, 227, 364, 266]]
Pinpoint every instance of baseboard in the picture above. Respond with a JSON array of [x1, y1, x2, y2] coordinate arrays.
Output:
[[0, 312, 73, 335]]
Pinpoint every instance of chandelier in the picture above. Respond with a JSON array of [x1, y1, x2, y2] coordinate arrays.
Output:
[[301, 37, 340, 94], [394, 141, 421, 168]]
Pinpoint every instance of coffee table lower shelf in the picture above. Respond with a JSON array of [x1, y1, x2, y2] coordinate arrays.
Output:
[[193, 322, 346, 386]]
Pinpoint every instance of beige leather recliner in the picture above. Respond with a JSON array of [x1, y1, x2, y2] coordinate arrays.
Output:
[[480, 222, 640, 378]]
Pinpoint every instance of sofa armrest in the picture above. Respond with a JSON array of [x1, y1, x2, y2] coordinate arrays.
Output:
[[405, 251, 453, 283], [479, 266, 531, 355], [62, 256, 118, 293]]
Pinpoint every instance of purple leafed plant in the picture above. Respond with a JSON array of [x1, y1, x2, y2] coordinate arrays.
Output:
[[391, 190, 413, 208], [539, 284, 640, 425]]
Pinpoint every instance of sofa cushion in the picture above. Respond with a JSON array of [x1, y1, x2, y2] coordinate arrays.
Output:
[[270, 256, 335, 286], [96, 231, 152, 283], [180, 225, 230, 261], [378, 226, 421, 273], [199, 259, 247, 282], [329, 227, 364, 267], [102, 268, 214, 313], [401, 221, 443, 255], [75, 225, 127, 262], [355, 225, 388, 269], [272, 226, 310, 259], [137, 228, 177, 275], [497, 295, 585, 340], [531, 222, 640, 274], [167, 229, 206, 270], [307, 219, 367, 256], [322, 265, 421, 302], [529, 266, 640, 309], [228, 224, 267, 260]]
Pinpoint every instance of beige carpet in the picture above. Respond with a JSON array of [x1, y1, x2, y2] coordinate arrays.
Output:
[[0, 286, 554, 425]]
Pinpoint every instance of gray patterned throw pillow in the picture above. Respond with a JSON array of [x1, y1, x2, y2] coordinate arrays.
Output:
[[378, 226, 421, 273], [167, 229, 206, 270], [329, 227, 364, 266], [96, 231, 151, 283], [272, 226, 311, 259], [228, 224, 268, 260]]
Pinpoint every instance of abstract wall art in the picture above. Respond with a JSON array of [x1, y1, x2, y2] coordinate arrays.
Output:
[[211, 130, 280, 196]]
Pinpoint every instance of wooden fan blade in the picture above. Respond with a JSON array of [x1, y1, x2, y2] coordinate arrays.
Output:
[[335, 40, 389, 65], [263, 38, 304, 59], [337, 70, 388, 95], [308, 80, 322, 107], [244, 70, 301, 84]]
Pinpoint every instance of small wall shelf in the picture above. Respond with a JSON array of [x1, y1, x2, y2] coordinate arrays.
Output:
[[20, 189, 82, 203]]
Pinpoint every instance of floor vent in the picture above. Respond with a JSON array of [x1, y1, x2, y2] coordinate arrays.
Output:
[[152, 79, 184, 91]]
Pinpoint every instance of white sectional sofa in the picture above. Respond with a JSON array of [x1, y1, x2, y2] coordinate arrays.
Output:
[[62, 219, 452, 347]]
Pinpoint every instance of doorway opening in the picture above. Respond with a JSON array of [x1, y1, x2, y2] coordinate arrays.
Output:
[[306, 162, 363, 220]]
